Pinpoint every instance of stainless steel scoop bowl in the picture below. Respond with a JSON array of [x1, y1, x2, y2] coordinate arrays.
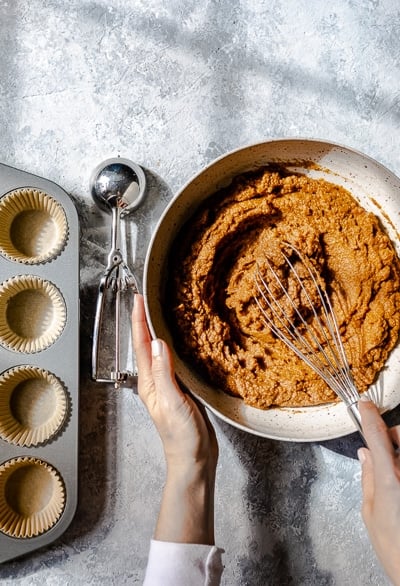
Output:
[[91, 157, 147, 215]]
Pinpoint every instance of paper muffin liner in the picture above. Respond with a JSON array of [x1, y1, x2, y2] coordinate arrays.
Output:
[[0, 275, 67, 353], [0, 188, 68, 264], [0, 457, 65, 538], [0, 366, 68, 447]]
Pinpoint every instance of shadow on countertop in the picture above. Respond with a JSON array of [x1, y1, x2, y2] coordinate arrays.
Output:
[[63, 165, 173, 546], [216, 419, 335, 585]]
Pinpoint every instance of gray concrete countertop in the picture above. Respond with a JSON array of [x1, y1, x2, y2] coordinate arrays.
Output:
[[0, 1, 399, 584]]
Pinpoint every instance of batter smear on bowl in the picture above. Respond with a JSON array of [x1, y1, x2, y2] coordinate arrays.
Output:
[[168, 167, 400, 409]]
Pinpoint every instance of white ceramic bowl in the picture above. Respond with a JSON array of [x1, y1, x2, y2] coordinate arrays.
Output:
[[144, 138, 400, 441]]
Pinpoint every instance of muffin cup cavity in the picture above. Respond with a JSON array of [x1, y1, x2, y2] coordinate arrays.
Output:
[[0, 275, 67, 353], [0, 457, 65, 538], [0, 188, 68, 264], [0, 366, 68, 446]]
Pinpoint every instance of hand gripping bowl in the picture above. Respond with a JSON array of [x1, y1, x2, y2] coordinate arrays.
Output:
[[144, 139, 400, 441]]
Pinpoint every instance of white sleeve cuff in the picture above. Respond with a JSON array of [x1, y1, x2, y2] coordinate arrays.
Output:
[[143, 539, 224, 586]]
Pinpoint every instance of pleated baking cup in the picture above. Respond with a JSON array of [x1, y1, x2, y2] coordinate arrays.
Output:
[[0, 188, 68, 264], [0, 275, 67, 353], [0, 366, 68, 447], [0, 457, 65, 538]]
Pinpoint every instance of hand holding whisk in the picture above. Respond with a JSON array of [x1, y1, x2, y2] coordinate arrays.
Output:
[[254, 242, 367, 444]]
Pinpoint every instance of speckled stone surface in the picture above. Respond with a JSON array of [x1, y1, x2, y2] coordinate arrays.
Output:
[[0, 0, 399, 584]]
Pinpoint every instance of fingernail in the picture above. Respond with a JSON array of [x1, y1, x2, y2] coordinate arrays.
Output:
[[359, 395, 371, 403], [151, 339, 163, 358], [357, 448, 366, 464]]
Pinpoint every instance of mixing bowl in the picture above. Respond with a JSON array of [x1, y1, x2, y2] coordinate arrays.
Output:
[[144, 138, 400, 441]]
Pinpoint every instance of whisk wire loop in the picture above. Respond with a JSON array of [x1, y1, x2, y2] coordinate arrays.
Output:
[[254, 243, 364, 440]]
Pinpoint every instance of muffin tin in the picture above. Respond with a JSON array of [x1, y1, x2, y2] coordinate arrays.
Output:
[[0, 163, 79, 562]]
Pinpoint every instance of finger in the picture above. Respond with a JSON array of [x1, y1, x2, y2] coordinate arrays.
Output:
[[151, 338, 187, 405], [132, 294, 154, 403], [132, 294, 151, 367], [358, 397, 395, 469], [358, 447, 374, 520]]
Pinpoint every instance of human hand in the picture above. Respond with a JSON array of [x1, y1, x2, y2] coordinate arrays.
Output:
[[132, 293, 218, 470], [132, 294, 218, 544], [358, 397, 400, 585]]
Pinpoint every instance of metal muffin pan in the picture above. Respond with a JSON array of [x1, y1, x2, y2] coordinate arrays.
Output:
[[0, 162, 79, 562]]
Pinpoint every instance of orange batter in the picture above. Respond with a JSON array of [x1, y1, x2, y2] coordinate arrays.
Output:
[[169, 168, 400, 409]]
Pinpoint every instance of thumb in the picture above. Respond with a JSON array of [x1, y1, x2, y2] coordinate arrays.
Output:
[[151, 339, 185, 403], [358, 447, 374, 522]]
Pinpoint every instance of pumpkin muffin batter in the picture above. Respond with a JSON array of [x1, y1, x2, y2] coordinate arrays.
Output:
[[168, 167, 400, 409]]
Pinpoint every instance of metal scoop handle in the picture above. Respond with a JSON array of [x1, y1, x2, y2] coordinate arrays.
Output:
[[92, 206, 139, 387]]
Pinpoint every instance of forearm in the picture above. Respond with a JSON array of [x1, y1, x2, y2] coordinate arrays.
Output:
[[154, 462, 216, 545]]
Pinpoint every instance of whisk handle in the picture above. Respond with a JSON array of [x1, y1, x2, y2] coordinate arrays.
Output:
[[347, 402, 367, 446]]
